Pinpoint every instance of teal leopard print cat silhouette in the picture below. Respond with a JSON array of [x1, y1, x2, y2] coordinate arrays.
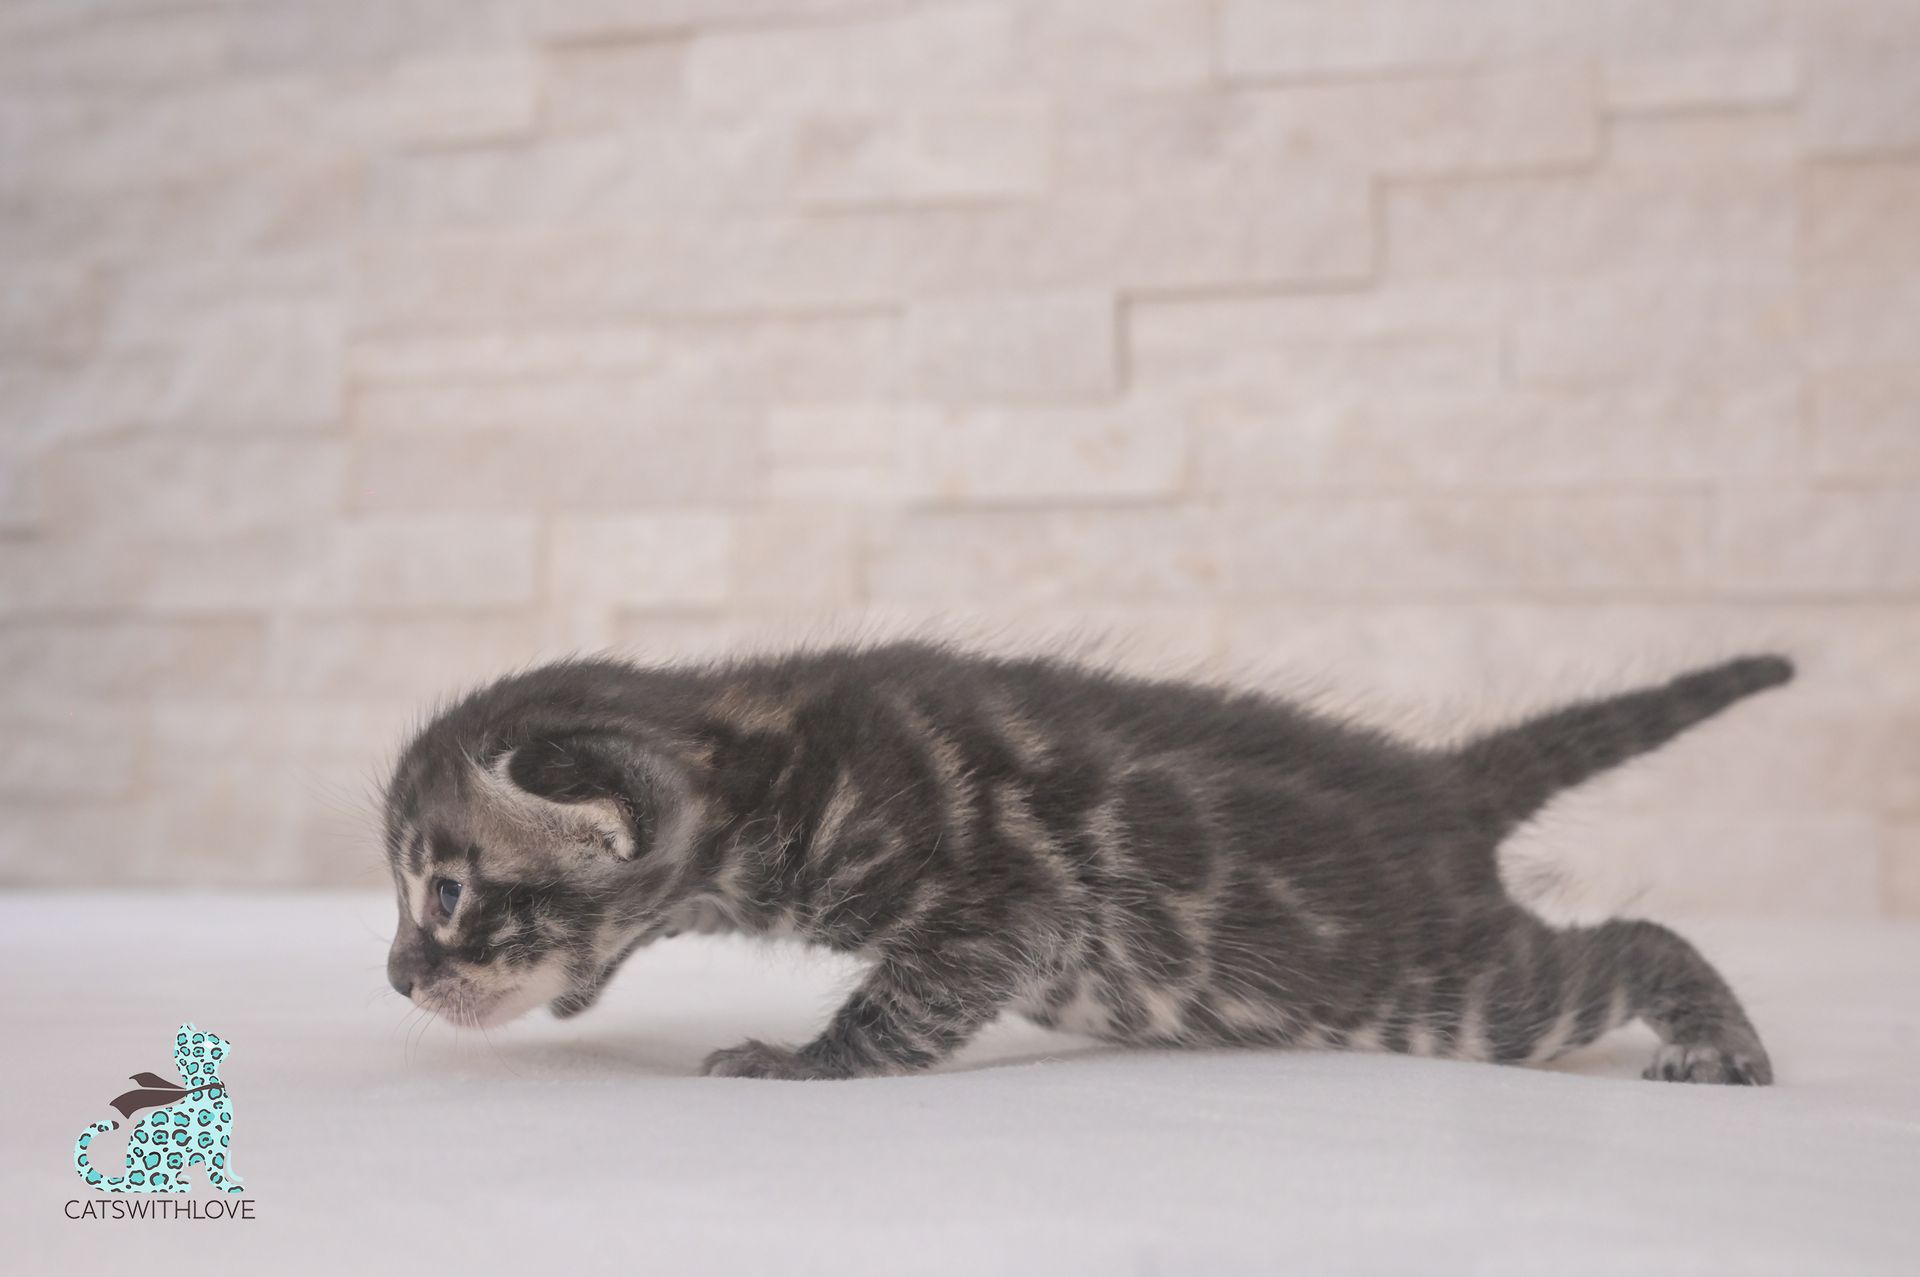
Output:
[[74, 1024, 244, 1194]]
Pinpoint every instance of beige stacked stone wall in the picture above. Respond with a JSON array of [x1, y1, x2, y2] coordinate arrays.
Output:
[[1, 0, 1916, 912]]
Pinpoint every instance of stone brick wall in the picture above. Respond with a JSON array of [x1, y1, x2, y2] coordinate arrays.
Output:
[[2, 1, 1915, 913]]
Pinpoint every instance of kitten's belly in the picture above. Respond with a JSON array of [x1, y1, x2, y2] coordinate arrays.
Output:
[[1021, 976, 1126, 1038], [1019, 973, 1282, 1045]]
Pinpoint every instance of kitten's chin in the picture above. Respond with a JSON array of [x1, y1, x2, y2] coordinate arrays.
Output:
[[548, 987, 597, 1019], [436, 965, 571, 1029]]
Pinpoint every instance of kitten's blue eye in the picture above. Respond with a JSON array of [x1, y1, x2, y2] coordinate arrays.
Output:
[[436, 879, 463, 915]]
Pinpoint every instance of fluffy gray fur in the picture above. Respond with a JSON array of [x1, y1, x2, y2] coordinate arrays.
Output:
[[382, 643, 1788, 1084]]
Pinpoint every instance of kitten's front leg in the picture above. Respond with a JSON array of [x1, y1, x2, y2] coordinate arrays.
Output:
[[703, 955, 1006, 1080]]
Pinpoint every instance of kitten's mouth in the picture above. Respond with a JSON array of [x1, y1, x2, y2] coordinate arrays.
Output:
[[432, 960, 577, 1030], [412, 983, 497, 1028]]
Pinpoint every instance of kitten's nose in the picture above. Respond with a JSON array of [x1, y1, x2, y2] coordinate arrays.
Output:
[[387, 941, 425, 999], [387, 951, 416, 998], [388, 918, 439, 1000]]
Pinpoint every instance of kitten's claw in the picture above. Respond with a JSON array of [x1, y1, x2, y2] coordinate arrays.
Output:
[[701, 1039, 844, 1080], [1642, 1043, 1773, 1086]]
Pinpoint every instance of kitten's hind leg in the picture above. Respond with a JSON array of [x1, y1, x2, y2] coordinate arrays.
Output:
[[1439, 914, 1770, 1084], [703, 950, 1009, 1080], [1476, 917, 1771, 1084], [1589, 918, 1772, 1085]]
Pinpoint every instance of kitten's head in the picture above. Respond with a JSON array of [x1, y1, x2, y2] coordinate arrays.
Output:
[[381, 695, 702, 1029]]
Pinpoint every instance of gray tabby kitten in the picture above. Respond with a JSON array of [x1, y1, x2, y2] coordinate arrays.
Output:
[[383, 643, 1788, 1085]]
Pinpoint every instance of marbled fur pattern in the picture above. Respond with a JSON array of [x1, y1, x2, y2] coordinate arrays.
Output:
[[382, 644, 1787, 1086]]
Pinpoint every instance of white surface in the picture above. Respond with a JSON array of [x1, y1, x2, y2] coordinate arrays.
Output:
[[3, 893, 1916, 1275]]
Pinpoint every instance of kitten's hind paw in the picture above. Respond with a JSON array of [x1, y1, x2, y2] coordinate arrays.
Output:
[[701, 1040, 844, 1081], [1643, 1043, 1773, 1086]]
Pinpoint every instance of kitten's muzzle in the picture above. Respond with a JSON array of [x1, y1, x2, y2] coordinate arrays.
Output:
[[386, 923, 443, 999]]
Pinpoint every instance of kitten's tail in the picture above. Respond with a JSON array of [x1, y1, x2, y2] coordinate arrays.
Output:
[[1453, 654, 1794, 832]]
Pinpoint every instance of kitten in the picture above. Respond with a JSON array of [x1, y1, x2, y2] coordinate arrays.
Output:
[[382, 643, 1788, 1085]]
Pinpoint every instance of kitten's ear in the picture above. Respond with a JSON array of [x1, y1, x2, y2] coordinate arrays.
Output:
[[506, 734, 635, 806], [474, 733, 655, 860]]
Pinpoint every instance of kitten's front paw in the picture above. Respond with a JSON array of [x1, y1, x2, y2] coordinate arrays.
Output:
[[1643, 1043, 1773, 1086], [701, 1040, 843, 1080]]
